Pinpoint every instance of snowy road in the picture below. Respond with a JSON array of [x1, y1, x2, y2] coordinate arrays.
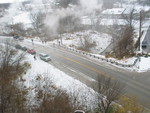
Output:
[[18, 40, 150, 111]]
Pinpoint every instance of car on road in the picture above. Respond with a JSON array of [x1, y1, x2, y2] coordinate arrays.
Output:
[[39, 53, 51, 62], [15, 44, 22, 49], [21, 46, 28, 51], [27, 49, 36, 54]]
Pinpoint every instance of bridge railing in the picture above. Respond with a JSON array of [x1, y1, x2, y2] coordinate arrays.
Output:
[[53, 44, 139, 68]]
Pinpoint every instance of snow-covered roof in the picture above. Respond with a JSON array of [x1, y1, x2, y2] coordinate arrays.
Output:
[[102, 8, 125, 15], [102, 5, 150, 15], [82, 18, 126, 26], [0, 0, 29, 4], [13, 12, 31, 24], [122, 6, 150, 15]]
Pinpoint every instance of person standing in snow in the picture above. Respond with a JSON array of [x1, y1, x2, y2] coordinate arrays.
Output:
[[31, 39, 34, 45], [34, 55, 36, 60]]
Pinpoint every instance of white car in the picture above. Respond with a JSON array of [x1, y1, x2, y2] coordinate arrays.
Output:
[[39, 53, 51, 62]]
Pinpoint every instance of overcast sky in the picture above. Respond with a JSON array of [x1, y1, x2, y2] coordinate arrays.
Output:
[[0, 0, 29, 4]]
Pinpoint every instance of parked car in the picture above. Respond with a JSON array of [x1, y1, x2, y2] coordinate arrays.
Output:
[[74, 110, 85, 113], [21, 46, 28, 51], [39, 53, 51, 62], [18, 37, 24, 41], [27, 49, 36, 54], [15, 44, 22, 49], [13, 35, 24, 41], [13, 35, 19, 40]]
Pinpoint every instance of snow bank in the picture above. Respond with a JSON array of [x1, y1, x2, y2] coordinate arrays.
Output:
[[138, 57, 150, 72], [23, 54, 96, 108]]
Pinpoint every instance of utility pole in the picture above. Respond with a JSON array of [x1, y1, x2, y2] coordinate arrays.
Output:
[[138, 10, 143, 51]]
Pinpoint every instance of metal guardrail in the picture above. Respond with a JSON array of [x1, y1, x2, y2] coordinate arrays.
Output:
[[54, 44, 139, 68]]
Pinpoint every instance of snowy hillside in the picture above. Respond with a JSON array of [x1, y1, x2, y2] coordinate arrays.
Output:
[[0, 0, 150, 71], [22, 54, 96, 109], [52, 30, 112, 54]]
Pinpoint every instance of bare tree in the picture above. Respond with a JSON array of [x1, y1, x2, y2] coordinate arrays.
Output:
[[112, 25, 135, 59], [107, 17, 135, 59], [58, 14, 81, 44], [95, 75, 125, 113], [57, 0, 70, 8], [122, 9, 138, 28], [37, 89, 76, 113], [88, 11, 102, 31], [0, 40, 26, 113], [29, 10, 46, 36], [78, 34, 96, 52], [34, 74, 84, 113], [7, 23, 26, 36], [135, 10, 146, 51]]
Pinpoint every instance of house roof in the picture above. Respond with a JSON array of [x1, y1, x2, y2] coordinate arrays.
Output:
[[0, 0, 29, 4]]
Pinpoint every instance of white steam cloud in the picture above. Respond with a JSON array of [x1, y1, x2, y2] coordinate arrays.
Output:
[[43, 0, 103, 34], [44, 6, 79, 34], [0, 2, 23, 24], [79, 0, 103, 14], [0, 0, 103, 35]]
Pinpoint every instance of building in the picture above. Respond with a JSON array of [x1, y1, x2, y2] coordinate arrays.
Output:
[[142, 26, 150, 53]]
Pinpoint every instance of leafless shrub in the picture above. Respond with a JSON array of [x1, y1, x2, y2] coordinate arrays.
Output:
[[111, 26, 135, 59], [29, 10, 46, 36], [58, 14, 81, 44], [30, 73, 85, 113], [122, 9, 137, 28], [0, 40, 27, 113], [105, 8, 138, 59], [95, 75, 125, 113], [78, 34, 96, 52], [36, 89, 77, 113], [8, 23, 27, 36]]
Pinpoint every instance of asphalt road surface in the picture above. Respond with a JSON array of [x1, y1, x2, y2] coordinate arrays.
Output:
[[18, 40, 150, 111]]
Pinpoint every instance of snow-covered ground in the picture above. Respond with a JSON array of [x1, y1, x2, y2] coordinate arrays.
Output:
[[51, 30, 112, 54], [1, 0, 150, 111], [13, 12, 31, 25], [22, 54, 97, 109], [136, 56, 150, 72], [0, 0, 150, 72]]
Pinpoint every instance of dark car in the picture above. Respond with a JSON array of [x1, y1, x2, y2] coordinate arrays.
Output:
[[15, 44, 22, 49], [13, 35, 24, 41], [21, 46, 28, 51], [13, 35, 19, 40], [19, 37, 24, 41], [27, 49, 36, 54]]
